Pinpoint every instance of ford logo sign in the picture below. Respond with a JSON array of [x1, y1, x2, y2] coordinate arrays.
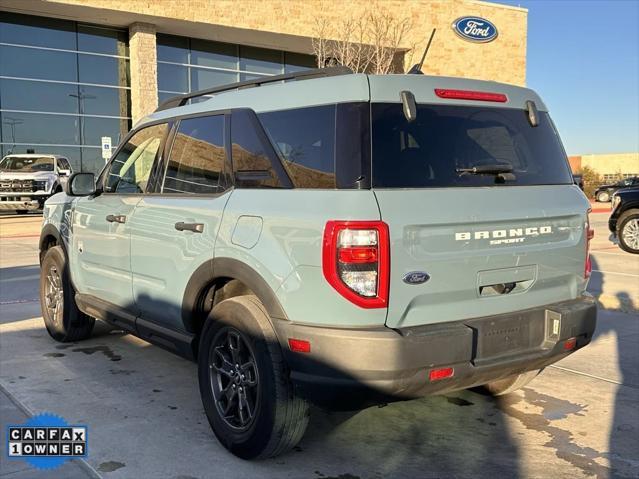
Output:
[[403, 271, 430, 285], [452, 16, 498, 43]]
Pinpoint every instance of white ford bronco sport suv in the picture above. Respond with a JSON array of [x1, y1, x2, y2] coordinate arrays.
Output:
[[39, 67, 597, 459]]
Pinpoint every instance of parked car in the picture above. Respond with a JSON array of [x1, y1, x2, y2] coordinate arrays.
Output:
[[609, 187, 639, 253], [0, 154, 72, 213], [594, 176, 639, 202], [39, 67, 597, 459]]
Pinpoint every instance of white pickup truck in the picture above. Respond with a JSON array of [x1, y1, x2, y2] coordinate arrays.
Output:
[[0, 154, 72, 213]]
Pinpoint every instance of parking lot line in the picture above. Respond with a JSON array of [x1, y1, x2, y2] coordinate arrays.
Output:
[[591, 270, 639, 278], [549, 364, 625, 387]]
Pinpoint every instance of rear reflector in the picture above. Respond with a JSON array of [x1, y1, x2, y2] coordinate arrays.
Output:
[[429, 367, 454, 382], [434, 88, 507, 103], [288, 338, 311, 353], [563, 337, 577, 351]]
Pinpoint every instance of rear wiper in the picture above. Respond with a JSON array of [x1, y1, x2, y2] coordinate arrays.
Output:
[[456, 164, 513, 175], [456, 164, 516, 182]]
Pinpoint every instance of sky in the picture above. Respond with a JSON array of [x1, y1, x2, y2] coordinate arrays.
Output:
[[496, 0, 639, 155]]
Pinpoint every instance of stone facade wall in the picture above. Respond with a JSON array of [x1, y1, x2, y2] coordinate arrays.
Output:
[[128, 22, 158, 123]]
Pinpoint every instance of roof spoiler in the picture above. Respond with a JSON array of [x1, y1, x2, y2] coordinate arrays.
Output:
[[155, 66, 353, 112]]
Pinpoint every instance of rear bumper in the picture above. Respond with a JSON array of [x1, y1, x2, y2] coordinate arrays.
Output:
[[273, 295, 597, 409]]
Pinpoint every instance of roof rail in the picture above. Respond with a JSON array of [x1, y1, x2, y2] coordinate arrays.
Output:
[[155, 66, 353, 112]]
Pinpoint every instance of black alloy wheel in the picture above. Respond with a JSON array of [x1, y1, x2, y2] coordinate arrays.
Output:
[[209, 326, 260, 431]]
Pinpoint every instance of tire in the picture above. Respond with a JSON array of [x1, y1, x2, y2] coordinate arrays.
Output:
[[596, 191, 610, 202], [198, 295, 309, 459], [617, 210, 639, 254], [482, 369, 541, 396], [40, 246, 95, 342]]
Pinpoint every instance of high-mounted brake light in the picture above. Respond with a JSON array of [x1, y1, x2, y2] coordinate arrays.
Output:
[[322, 221, 390, 308], [434, 88, 507, 103], [585, 209, 594, 279]]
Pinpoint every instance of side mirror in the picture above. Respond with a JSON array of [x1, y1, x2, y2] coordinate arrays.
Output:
[[66, 172, 96, 196], [58, 169, 71, 177]]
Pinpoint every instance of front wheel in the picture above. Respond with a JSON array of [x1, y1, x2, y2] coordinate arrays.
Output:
[[40, 246, 95, 342], [482, 369, 541, 396], [198, 295, 309, 459], [596, 191, 610, 202], [617, 210, 639, 254]]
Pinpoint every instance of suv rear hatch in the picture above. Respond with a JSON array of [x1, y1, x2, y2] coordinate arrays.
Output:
[[369, 84, 590, 329]]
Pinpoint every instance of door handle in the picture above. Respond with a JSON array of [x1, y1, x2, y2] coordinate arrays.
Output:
[[106, 214, 126, 224], [175, 222, 204, 233]]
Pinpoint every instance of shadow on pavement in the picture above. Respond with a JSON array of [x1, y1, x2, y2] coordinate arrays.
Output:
[[589, 255, 639, 479]]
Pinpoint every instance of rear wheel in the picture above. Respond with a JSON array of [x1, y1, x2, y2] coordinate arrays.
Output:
[[596, 191, 610, 202], [40, 246, 95, 342], [198, 295, 309, 459], [482, 369, 541, 396], [617, 210, 639, 254]]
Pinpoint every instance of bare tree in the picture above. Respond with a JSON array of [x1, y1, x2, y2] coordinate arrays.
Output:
[[312, 9, 415, 74]]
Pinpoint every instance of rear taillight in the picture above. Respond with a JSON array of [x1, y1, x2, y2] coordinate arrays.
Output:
[[585, 209, 594, 279], [434, 88, 507, 103], [322, 221, 390, 308]]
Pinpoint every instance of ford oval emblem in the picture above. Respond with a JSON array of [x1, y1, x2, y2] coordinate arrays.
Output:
[[452, 16, 498, 43], [403, 271, 430, 285]]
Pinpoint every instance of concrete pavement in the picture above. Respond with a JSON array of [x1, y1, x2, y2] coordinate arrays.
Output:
[[1, 212, 637, 479]]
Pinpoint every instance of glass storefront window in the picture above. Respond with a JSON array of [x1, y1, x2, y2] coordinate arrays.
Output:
[[191, 68, 238, 91], [0, 45, 78, 82], [78, 24, 128, 56], [0, 78, 79, 114], [157, 34, 189, 63], [1, 111, 79, 145], [78, 55, 129, 86], [239, 46, 282, 74], [191, 40, 237, 70], [81, 117, 129, 147], [0, 13, 76, 50], [0, 13, 131, 174], [158, 62, 188, 93], [157, 34, 315, 100]]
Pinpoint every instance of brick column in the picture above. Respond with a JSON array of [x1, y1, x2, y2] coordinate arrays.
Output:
[[129, 22, 158, 124]]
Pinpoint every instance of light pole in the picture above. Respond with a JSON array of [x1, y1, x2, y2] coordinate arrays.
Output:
[[2, 117, 24, 154], [68, 92, 96, 146]]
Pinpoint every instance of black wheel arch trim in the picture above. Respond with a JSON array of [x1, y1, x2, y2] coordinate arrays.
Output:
[[39, 224, 66, 264], [182, 257, 288, 333]]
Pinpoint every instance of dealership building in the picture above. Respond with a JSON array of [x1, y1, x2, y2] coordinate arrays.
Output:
[[0, 0, 528, 174]]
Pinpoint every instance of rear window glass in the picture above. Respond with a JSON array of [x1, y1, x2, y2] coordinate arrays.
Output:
[[259, 105, 336, 188], [371, 104, 573, 188]]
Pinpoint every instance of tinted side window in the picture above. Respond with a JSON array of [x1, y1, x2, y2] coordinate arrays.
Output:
[[231, 110, 283, 188], [259, 105, 336, 188], [163, 115, 225, 194], [105, 123, 168, 193], [57, 158, 71, 170]]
